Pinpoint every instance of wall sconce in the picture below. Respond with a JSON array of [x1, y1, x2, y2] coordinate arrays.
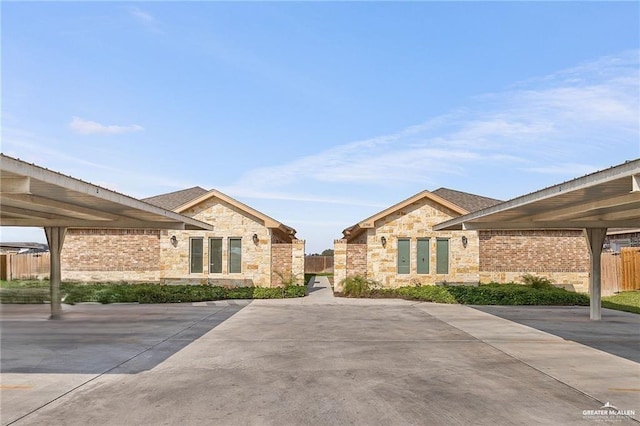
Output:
[[380, 236, 387, 247], [170, 235, 178, 246], [461, 235, 468, 248], [252, 233, 259, 244]]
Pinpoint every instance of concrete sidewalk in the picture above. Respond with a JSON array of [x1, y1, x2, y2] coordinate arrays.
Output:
[[1, 297, 638, 425], [304, 275, 335, 304]]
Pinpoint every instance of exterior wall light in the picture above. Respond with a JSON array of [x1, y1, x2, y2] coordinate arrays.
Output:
[[170, 235, 178, 246], [461, 235, 468, 248], [252, 233, 259, 244], [380, 236, 387, 247]]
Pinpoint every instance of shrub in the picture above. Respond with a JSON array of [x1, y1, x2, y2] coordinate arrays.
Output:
[[393, 285, 457, 303], [444, 283, 589, 306], [521, 274, 555, 290], [341, 275, 380, 297], [53, 282, 307, 304]]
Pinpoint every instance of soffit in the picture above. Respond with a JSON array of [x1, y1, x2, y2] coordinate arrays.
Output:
[[434, 160, 640, 231], [0, 154, 212, 230]]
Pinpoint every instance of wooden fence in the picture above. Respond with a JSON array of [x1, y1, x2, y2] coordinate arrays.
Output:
[[305, 256, 334, 274], [0, 253, 50, 281], [602, 247, 640, 295]]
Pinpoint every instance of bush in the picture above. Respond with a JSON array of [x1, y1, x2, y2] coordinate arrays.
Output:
[[29, 282, 307, 304], [520, 274, 555, 290], [444, 283, 589, 306], [341, 275, 380, 297], [393, 285, 457, 303], [336, 278, 590, 307]]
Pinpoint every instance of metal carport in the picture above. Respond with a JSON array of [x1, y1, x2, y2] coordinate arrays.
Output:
[[434, 159, 640, 320], [0, 154, 212, 318]]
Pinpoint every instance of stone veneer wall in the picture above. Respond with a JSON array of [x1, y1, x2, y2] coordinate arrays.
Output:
[[61, 229, 161, 282], [291, 240, 306, 285], [479, 230, 590, 290], [366, 198, 479, 288], [333, 239, 347, 292], [159, 197, 274, 287]]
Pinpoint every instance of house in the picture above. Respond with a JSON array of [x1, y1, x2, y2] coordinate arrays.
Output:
[[61, 187, 305, 287], [334, 188, 590, 292], [604, 229, 640, 252]]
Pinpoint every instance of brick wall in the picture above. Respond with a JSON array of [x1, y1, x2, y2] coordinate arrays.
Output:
[[479, 230, 590, 290], [347, 244, 367, 277], [272, 243, 293, 287], [61, 229, 161, 282], [479, 230, 589, 272]]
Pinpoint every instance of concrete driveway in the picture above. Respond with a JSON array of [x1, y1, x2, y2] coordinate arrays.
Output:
[[1, 278, 638, 425]]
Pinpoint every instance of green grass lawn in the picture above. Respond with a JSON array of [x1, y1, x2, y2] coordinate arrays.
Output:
[[602, 291, 640, 314]]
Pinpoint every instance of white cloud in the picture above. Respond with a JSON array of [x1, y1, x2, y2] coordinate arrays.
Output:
[[127, 6, 161, 32], [229, 50, 639, 201], [69, 117, 144, 135], [522, 163, 602, 176]]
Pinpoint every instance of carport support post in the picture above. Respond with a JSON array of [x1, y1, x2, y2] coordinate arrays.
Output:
[[584, 228, 607, 321], [45, 227, 67, 320]]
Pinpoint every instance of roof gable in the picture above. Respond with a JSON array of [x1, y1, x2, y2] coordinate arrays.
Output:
[[342, 190, 469, 239], [176, 189, 297, 238]]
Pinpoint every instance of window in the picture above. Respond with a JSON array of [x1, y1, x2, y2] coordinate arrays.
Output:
[[417, 238, 430, 274], [229, 238, 242, 273], [436, 238, 449, 274], [397, 238, 410, 274], [190, 238, 203, 274], [209, 238, 222, 273]]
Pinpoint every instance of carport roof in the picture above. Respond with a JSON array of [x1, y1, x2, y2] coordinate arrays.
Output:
[[434, 159, 640, 231], [0, 154, 212, 230]]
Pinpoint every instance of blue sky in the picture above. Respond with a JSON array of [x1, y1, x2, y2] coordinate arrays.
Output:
[[2, 1, 639, 254]]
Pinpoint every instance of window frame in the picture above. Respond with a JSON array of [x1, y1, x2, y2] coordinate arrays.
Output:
[[228, 237, 242, 274], [436, 238, 449, 275], [189, 237, 204, 274], [208, 237, 223, 274]]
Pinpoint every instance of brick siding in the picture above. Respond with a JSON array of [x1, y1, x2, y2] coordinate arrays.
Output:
[[346, 244, 367, 277], [272, 243, 293, 286], [479, 230, 589, 272], [61, 229, 161, 281]]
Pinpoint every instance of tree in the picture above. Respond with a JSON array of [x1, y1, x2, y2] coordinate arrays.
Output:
[[321, 249, 334, 257]]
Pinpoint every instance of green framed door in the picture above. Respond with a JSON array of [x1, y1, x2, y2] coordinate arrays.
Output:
[[397, 239, 410, 274], [436, 238, 449, 274], [417, 238, 429, 274]]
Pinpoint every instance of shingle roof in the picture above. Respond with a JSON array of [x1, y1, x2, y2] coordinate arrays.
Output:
[[142, 187, 208, 210], [431, 187, 502, 213]]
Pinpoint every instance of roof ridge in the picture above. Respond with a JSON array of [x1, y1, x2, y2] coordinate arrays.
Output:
[[142, 186, 208, 200]]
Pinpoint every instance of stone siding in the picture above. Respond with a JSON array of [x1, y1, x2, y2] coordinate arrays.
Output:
[[159, 198, 274, 286], [291, 240, 306, 285], [333, 239, 347, 291], [365, 198, 479, 287], [61, 229, 161, 282]]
